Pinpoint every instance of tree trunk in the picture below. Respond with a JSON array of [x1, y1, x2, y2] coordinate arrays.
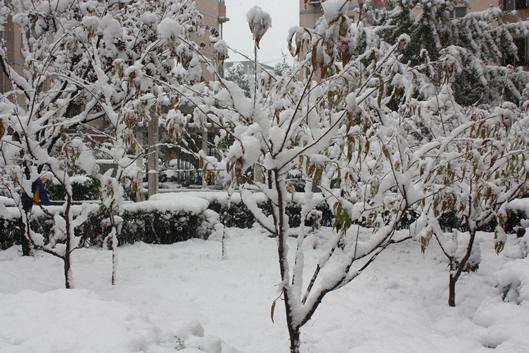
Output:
[[135, 128, 145, 202], [21, 229, 31, 256], [111, 233, 118, 285], [221, 223, 227, 260], [64, 253, 72, 289], [289, 328, 301, 353], [448, 274, 456, 307], [20, 214, 31, 256], [147, 115, 159, 198], [202, 125, 208, 187], [64, 195, 73, 289], [448, 228, 476, 307], [20, 235, 31, 255], [273, 170, 302, 353]]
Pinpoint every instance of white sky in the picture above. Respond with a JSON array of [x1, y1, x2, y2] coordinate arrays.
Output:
[[223, 0, 299, 65]]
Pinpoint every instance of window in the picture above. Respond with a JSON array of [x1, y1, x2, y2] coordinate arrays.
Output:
[[504, 0, 528, 11], [516, 0, 529, 10], [454, 6, 467, 18], [504, 37, 528, 66], [514, 37, 527, 65]]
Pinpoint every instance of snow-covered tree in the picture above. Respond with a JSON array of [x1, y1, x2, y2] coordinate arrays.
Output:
[[415, 103, 529, 306], [181, 0, 529, 351], [177, 2, 430, 351], [0, 129, 96, 288], [375, 0, 529, 106], [224, 62, 251, 97], [368, 0, 529, 307], [0, 0, 205, 287]]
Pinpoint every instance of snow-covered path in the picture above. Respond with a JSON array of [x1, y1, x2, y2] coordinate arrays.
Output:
[[0, 229, 527, 353]]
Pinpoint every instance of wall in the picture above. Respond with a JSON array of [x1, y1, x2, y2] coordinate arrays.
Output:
[[467, 0, 498, 12], [193, 0, 227, 81], [0, 16, 23, 96], [300, 0, 400, 28]]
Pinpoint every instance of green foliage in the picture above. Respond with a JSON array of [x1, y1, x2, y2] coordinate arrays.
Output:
[[210, 199, 333, 229], [47, 176, 101, 201]]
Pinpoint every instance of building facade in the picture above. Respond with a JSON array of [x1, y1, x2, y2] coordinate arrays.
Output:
[[0, 15, 22, 95], [193, 0, 229, 80], [299, 0, 385, 28], [195, 0, 228, 50]]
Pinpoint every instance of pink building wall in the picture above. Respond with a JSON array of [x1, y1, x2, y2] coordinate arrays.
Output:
[[467, 0, 498, 12]]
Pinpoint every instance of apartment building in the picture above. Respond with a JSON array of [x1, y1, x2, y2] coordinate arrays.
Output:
[[178, 0, 229, 81], [194, 0, 229, 65], [299, 0, 529, 65], [0, 15, 22, 95], [299, 0, 385, 28]]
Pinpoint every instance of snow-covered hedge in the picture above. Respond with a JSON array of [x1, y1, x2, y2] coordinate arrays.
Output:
[[152, 191, 333, 229], [47, 175, 101, 201], [3, 195, 527, 251], [210, 198, 333, 229], [0, 195, 220, 249], [0, 216, 21, 250], [93, 196, 219, 246], [0, 204, 100, 250]]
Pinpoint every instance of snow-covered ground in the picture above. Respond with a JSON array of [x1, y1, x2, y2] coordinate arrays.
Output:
[[0, 228, 528, 353]]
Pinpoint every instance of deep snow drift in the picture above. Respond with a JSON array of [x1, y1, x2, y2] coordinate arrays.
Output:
[[0, 228, 528, 353]]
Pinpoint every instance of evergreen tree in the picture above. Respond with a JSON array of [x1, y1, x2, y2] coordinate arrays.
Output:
[[374, 0, 529, 106]]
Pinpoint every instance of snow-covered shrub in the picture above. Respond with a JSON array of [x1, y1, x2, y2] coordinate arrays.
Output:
[[0, 200, 221, 249], [210, 199, 255, 229], [495, 248, 529, 304], [84, 195, 218, 246], [117, 208, 214, 245], [0, 204, 99, 249], [198, 209, 224, 242], [47, 175, 101, 201], [0, 215, 21, 250], [210, 198, 333, 229]]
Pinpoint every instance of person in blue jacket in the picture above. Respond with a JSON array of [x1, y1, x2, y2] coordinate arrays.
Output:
[[19, 174, 51, 255], [32, 175, 50, 205], [21, 174, 50, 211]]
